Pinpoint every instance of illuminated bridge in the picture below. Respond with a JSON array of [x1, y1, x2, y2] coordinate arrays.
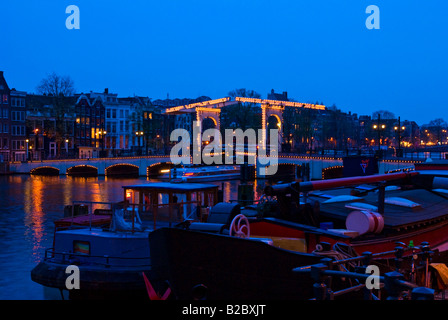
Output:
[[8, 155, 416, 180]]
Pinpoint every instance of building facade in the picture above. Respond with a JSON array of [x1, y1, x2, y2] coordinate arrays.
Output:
[[10, 89, 27, 161], [0, 71, 11, 161], [26, 93, 77, 160], [73, 93, 106, 158], [89, 89, 157, 156]]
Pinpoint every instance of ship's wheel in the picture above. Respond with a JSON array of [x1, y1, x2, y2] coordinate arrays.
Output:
[[229, 214, 250, 238]]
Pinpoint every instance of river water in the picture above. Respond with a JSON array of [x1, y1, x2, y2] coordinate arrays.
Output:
[[0, 174, 268, 300]]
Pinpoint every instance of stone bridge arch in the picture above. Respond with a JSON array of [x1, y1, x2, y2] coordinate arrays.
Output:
[[262, 104, 284, 151], [30, 166, 60, 176], [67, 165, 98, 177], [105, 163, 139, 177], [147, 161, 175, 178], [196, 107, 221, 133]]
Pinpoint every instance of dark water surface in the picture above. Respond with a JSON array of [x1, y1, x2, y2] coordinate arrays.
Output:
[[0, 175, 266, 300]]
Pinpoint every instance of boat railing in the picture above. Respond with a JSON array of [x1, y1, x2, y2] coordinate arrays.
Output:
[[58, 199, 206, 232], [228, 199, 260, 204], [293, 243, 437, 300], [43, 247, 151, 269], [56, 201, 116, 231]]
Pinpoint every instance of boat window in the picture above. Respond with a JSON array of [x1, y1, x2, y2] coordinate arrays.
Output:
[[158, 193, 169, 205], [384, 197, 421, 208], [207, 192, 214, 206], [173, 193, 186, 203], [323, 195, 362, 203], [143, 192, 150, 204], [73, 240, 90, 255], [131, 190, 140, 204], [191, 192, 197, 204]]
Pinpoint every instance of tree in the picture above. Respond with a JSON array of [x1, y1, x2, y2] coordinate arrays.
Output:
[[372, 110, 395, 120], [221, 88, 262, 131], [294, 107, 316, 151], [422, 118, 448, 145], [227, 88, 261, 99], [428, 118, 448, 128], [35, 73, 76, 154], [36, 72, 75, 97]]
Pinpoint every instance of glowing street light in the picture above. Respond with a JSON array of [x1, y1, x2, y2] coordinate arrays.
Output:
[[373, 115, 386, 157], [135, 131, 144, 155], [394, 116, 405, 157], [25, 139, 29, 161]]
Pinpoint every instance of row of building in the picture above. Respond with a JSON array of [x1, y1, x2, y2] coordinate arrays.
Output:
[[0, 70, 443, 162], [0, 71, 213, 162]]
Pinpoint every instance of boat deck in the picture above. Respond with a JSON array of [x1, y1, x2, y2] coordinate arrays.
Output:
[[310, 188, 448, 228]]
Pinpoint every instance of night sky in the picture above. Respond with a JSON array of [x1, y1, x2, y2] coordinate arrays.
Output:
[[1, 0, 447, 125]]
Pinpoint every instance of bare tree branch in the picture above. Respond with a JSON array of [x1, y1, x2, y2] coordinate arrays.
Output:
[[36, 72, 75, 97]]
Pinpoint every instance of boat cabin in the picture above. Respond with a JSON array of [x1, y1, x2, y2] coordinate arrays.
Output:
[[123, 182, 219, 228]]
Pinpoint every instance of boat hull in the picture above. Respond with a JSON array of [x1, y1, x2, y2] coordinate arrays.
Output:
[[250, 218, 448, 262], [148, 228, 329, 300], [31, 228, 153, 299], [31, 261, 150, 299]]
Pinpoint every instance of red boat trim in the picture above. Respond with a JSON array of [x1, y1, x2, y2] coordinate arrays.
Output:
[[266, 172, 419, 196], [300, 171, 419, 192]]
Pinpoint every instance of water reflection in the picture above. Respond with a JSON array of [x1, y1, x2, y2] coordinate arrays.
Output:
[[0, 174, 274, 299], [23, 176, 46, 263]]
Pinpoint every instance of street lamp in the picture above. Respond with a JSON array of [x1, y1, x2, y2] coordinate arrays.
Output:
[[372, 115, 386, 158], [65, 139, 69, 156], [135, 131, 144, 155], [34, 128, 40, 160], [394, 116, 405, 158], [99, 130, 107, 157], [25, 139, 29, 161]]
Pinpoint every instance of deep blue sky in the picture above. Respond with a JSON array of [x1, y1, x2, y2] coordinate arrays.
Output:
[[1, 0, 447, 125]]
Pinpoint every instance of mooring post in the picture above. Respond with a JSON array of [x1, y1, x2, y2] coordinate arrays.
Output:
[[394, 245, 404, 271], [356, 251, 374, 300], [311, 263, 330, 300], [420, 241, 433, 287], [384, 271, 405, 300], [361, 251, 373, 266], [411, 287, 435, 300]]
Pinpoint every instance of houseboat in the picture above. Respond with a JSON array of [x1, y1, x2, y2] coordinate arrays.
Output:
[[31, 181, 219, 299], [148, 170, 448, 299]]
